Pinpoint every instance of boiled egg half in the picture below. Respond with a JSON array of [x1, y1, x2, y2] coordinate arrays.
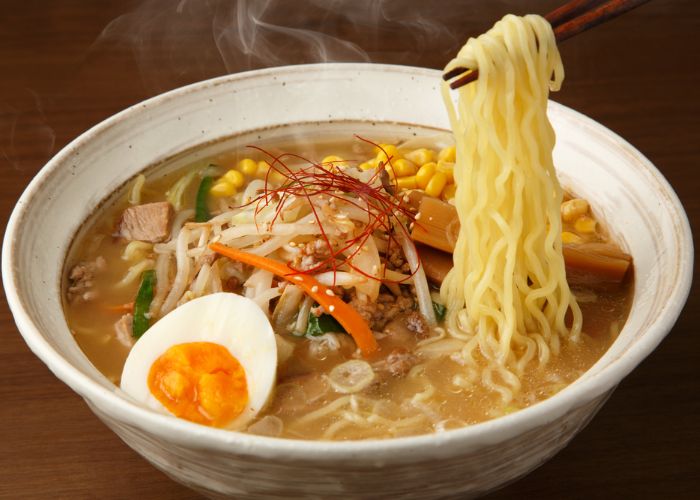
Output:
[[120, 292, 277, 429]]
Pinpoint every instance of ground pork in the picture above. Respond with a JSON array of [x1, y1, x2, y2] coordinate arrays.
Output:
[[295, 238, 335, 271], [349, 290, 415, 331], [114, 313, 134, 348], [386, 244, 411, 273], [67, 256, 106, 303], [405, 311, 428, 338], [384, 347, 418, 377]]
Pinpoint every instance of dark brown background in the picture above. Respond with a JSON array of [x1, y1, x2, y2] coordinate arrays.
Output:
[[1, 0, 698, 498]]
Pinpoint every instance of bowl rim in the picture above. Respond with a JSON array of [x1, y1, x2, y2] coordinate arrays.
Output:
[[2, 62, 694, 461]]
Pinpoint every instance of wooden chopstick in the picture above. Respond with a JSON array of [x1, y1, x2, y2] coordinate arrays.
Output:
[[443, 0, 652, 89], [545, 0, 607, 27], [550, 0, 652, 42]]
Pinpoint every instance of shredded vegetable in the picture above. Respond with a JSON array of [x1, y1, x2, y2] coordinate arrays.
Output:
[[327, 360, 376, 394], [132, 270, 156, 338], [307, 313, 345, 336], [105, 302, 134, 314], [165, 169, 198, 210], [127, 174, 146, 205], [432, 302, 447, 322], [209, 243, 378, 356], [195, 176, 213, 222]]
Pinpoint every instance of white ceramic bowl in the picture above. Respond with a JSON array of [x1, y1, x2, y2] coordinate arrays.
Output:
[[2, 64, 693, 499]]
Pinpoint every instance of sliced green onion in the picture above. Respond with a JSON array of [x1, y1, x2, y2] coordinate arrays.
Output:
[[432, 301, 447, 322], [306, 312, 345, 336], [132, 270, 156, 339], [195, 176, 214, 222]]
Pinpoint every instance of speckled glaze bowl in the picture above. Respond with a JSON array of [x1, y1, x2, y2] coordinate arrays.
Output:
[[2, 64, 693, 499]]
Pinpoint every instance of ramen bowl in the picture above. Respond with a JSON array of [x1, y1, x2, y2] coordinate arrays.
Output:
[[2, 64, 693, 499]]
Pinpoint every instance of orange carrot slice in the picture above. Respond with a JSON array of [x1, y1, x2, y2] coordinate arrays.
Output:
[[105, 302, 134, 314], [209, 243, 378, 356]]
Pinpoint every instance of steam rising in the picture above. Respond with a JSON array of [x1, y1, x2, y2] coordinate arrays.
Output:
[[0, 90, 56, 172], [215, 0, 370, 68], [93, 0, 464, 94], [2, 0, 477, 172]]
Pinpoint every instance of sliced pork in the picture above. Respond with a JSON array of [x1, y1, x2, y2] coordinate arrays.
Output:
[[118, 201, 173, 243]]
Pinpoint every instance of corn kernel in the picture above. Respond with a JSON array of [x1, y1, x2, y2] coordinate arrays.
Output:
[[210, 180, 236, 197], [255, 160, 271, 179], [375, 144, 400, 163], [438, 145, 456, 163], [416, 162, 437, 189], [574, 216, 597, 234], [442, 184, 457, 201], [238, 158, 258, 177], [425, 172, 448, 197], [405, 148, 435, 166], [561, 198, 589, 222], [437, 161, 454, 184], [372, 143, 389, 154], [389, 158, 417, 177], [396, 176, 417, 190], [321, 155, 346, 170], [561, 231, 583, 244], [269, 169, 287, 185], [359, 157, 380, 170], [223, 169, 245, 188]]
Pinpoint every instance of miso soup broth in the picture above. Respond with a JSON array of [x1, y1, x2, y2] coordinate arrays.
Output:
[[63, 123, 632, 440]]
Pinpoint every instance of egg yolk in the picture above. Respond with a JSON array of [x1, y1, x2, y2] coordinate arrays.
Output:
[[148, 342, 248, 428]]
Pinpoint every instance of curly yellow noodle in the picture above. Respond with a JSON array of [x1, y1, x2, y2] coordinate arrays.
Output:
[[440, 15, 582, 403]]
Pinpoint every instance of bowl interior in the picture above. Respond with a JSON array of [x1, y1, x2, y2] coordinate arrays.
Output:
[[2, 63, 693, 457]]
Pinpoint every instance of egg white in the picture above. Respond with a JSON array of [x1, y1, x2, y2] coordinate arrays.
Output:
[[120, 292, 277, 430]]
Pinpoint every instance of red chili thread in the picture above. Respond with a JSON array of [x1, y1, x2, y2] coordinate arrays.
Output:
[[228, 137, 421, 285]]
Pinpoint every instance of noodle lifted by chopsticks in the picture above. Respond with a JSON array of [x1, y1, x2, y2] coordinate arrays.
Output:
[[441, 14, 583, 402]]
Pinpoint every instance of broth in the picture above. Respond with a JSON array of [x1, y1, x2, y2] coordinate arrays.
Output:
[[63, 126, 632, 440]]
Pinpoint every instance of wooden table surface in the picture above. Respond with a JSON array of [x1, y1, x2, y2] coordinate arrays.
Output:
[[1, 0, 698, 498]]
